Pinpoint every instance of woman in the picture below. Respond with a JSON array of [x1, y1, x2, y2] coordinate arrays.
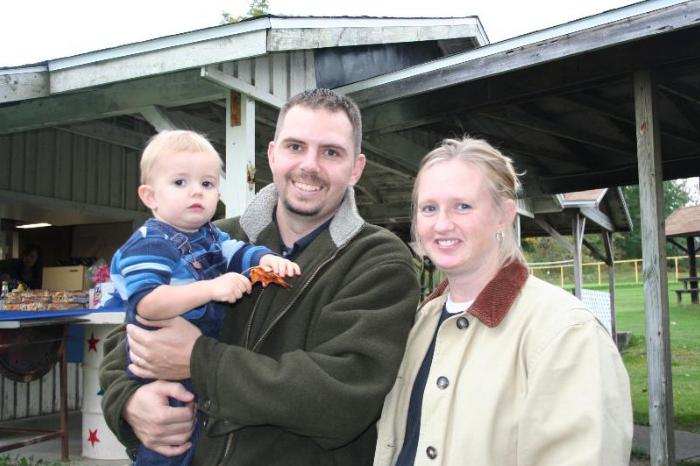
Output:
[[0, 244, 42, 290], [374, 137, 632, 466]]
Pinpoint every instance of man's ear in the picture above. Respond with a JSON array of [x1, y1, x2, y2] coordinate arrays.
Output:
[[349, 153, 367, 187], [267, 141, 276, 165], [138, 184, 156, 210]]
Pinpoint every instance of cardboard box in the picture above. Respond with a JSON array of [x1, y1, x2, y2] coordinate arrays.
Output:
[[42, 265, 91, 291]]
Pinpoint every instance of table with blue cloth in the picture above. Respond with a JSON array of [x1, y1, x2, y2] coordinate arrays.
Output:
[[0, 310, 91, 460]]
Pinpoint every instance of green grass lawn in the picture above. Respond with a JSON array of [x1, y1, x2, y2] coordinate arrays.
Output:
[[599, 282, 700, 432]]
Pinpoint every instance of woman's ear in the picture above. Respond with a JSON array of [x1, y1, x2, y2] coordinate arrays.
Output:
[[499, 198, 517, 229], [138, 184, 157, 210]]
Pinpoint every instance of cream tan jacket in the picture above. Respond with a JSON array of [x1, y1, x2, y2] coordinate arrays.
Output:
[[374, 262, 632, 466]]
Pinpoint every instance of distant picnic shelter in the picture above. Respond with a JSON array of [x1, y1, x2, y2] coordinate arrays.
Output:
[[666, 205, 700, 304]]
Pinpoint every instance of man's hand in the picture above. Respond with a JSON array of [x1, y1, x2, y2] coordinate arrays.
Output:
[[127, 316, 201, 380], [123, 380, 196, 456]]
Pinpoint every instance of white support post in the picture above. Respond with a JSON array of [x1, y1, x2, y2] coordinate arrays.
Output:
[[224, 90, 256, 217], [572, 212, 586, 298], [603, 230, 617, 345], [634, 69, 675, 466]]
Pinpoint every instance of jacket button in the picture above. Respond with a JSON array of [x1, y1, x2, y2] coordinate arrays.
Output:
[[436, 376, 449, 389], [426, 446, 438, 459], [456, 317, 469, 329]]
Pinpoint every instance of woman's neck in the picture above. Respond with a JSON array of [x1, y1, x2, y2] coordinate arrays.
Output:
[[446, 257, 502, 302]]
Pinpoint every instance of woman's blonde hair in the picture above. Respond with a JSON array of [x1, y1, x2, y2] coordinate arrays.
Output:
[[140, 130, 222, 184], [412, 136, 526, 267]]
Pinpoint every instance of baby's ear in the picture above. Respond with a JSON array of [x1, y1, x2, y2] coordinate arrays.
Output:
[[138, 184, 156, 209]]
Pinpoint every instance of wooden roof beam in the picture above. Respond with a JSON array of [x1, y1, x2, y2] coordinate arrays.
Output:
[[562, 91, 700, 145], [361, 143, 417, 180], [660, 86, 700, 135], [140, 106, 178, 132], [478, 108, 635, 157], [358, 202, 412, 223], [658, 76, 700, 107], [438, 117, 589, 171], [0, 70, 226, 135]]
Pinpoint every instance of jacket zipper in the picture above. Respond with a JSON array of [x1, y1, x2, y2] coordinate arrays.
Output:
[[243, 289, 264, 348], [221, 277, 268, 464], [252, 248, 341, 351], [217, 433, 234, 466], [217, 239, 353, 465]]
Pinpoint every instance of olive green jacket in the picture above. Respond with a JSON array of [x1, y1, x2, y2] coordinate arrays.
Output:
[[99, 185, 419, 466]]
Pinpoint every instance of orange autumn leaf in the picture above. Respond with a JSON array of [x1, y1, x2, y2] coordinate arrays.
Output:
[[249, 266, 292, 288]]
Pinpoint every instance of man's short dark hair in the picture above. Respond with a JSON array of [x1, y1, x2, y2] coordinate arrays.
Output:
[[274, 88, 363, 155]]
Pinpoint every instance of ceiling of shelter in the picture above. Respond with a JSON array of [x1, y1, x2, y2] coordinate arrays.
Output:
[[344, 6, 700, 239]]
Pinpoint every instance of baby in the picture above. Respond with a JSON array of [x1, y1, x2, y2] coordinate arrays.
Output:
[[110, 130, 299, 466]]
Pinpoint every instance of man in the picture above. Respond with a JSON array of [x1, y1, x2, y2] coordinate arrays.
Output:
[[99, 88, 420, 465]]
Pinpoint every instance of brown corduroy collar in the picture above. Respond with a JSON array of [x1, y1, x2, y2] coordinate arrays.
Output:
[[421, 261, 529, 328]]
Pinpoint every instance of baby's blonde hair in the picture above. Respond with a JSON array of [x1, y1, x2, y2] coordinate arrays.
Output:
[[140, 130, 222, 184]]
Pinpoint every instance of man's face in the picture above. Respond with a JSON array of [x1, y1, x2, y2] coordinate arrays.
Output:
[[268, 105, 366, 226]]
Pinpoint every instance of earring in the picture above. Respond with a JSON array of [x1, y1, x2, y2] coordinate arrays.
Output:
[[495, 231, 504, 242]]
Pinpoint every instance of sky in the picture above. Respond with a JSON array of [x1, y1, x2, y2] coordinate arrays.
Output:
[[1, 0, 646, 68]]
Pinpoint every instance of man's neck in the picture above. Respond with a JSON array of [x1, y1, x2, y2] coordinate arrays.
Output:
[[276, 207, 333, 248]]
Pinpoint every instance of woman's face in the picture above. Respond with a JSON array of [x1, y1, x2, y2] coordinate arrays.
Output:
[[415, 159, 507, 278], [23, 249, 39, 268]]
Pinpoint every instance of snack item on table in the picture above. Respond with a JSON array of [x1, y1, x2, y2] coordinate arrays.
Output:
[[51, 290, 89, 304], [46, 302, 85, 310], [0, 289, 89, 310], [18, 302, 50, 311], [4, 291, 22, 304], [1, 303, 22, 311], [20, 289, 51, 302]]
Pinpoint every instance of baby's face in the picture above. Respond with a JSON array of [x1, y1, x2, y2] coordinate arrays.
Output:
[[146, 150, 221, 232]]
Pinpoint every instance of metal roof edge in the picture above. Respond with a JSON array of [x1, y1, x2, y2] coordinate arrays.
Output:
[[267, 16, 483, 28], [555, 194, 566, 209], [48, 17, 272, 72], [0, 65, 48, 75], [561, 199, 599, 209], [336, 0, 689, 95], [43, 16, 486, 73]]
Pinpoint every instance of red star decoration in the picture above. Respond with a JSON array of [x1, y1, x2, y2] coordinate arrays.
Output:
[[87, 333, 100, 352], [88, 429, 100, 447]]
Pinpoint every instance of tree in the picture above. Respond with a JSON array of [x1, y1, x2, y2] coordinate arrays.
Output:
[[615, 180, 691, 259], [222, 0, 270, 24]]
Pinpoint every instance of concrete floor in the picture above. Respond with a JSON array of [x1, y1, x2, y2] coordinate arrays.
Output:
[[4, 411, 700, 465], [0, 411, 128, 466]]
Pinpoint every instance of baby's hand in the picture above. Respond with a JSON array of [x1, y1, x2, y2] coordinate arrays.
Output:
[[259, 255, 301, 277], [210, 272, 252, 303]]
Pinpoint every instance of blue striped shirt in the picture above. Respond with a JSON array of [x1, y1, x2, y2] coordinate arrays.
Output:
[[111, 218, 271, 322]]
